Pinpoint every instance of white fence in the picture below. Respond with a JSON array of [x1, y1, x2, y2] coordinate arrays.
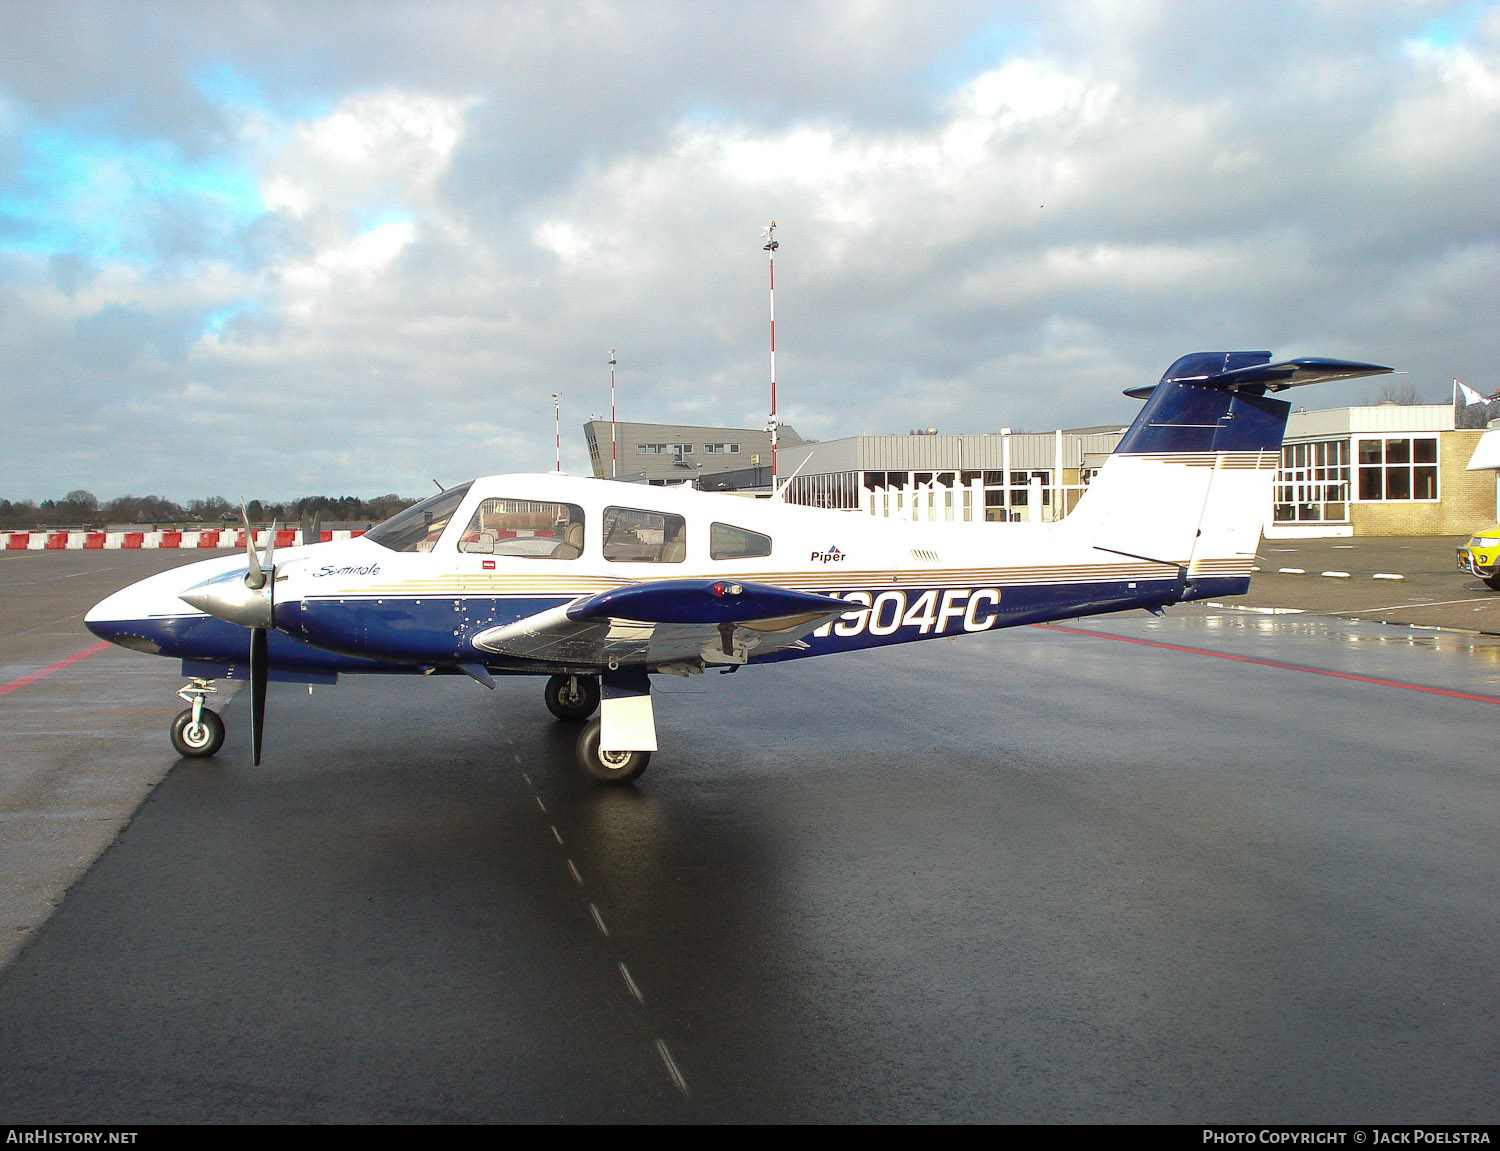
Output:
[[857, 476, 1090, 523]]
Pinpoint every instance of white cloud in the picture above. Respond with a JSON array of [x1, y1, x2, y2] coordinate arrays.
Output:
[[3, 3, 1498, 501], [260, 90, 473, 218]]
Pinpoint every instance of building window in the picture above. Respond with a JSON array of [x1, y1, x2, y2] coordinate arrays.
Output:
[[638, 443, 668, 454], [1012, 470, 1051, 507], [1275, 440, 1350, 523], [1356, 437, 1438, 501]]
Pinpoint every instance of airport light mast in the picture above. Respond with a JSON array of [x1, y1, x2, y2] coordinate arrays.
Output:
[[609, 348, 618, 478], [552, 392, 562, 473], [762, 221, 779, 487]]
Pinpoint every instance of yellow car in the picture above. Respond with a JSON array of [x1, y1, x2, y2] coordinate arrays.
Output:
[[1458, 524, 1500, 591]]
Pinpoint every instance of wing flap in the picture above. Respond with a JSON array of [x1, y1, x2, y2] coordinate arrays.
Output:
[[471, 579, 846, 667]]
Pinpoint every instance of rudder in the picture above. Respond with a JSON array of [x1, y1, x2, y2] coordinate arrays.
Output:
[[1067, 351, 1392, 596]]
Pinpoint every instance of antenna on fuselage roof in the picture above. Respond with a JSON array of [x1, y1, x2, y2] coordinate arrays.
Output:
[[431, 478, 444, 492], [770, 451, 813, 503]]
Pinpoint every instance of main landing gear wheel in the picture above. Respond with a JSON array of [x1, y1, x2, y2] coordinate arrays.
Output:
[[170, 707, 225, 757], [576, 718, 650, 785], [545, 673, 600, 721]]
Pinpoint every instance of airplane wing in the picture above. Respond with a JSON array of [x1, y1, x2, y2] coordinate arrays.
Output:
[[471, 579, 848, 669]]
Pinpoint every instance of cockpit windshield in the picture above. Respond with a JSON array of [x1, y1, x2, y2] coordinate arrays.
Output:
[[364, 482, 473, 552]]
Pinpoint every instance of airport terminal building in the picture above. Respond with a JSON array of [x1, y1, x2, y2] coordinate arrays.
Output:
[[588, 402, 1494, 538], [1269, 403, 1490, 537]]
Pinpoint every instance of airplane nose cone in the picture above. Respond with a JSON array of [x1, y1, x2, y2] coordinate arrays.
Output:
[[179, 568, 273, 628], [84, 615, 164, 653], [84, 588, 166, 653]]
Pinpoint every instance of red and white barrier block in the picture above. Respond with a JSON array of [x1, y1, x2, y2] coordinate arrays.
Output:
[[1, 529, 366, 551]]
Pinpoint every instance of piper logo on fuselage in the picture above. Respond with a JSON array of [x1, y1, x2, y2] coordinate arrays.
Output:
[[811, 545, 846, 563]]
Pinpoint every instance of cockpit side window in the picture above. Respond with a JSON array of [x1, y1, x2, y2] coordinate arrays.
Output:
[[459, 499, 585, 559], [710, 522, 772, 560], [603, 506, 686, 563], [364, 483, 473, 553]]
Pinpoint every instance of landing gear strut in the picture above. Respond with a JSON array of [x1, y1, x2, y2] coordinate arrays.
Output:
[[170, 679, 225, 757], [544, 673, 600, 721]]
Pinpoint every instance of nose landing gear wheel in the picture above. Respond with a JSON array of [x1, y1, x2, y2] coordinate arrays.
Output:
[[170, 707, 226, 757], [576, 718, 650, 784], [545, 673, 600, 721]]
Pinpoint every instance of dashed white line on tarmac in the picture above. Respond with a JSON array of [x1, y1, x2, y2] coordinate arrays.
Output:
[[655, 1039, 689, 1095], [589, 903, 609, 936], [16, 613, 85, 636], [1341, 596, 1496, 613], [519, 770, 687, 1103], [619, 962, 644, 1004]]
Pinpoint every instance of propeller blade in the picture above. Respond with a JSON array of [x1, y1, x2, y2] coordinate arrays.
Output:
[[265, 519, 278, 572], [250, 626, 268, 766], [240, 501, 265, 590]]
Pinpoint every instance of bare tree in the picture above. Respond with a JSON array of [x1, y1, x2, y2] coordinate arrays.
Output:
[[1371, 381, 1424, 406]]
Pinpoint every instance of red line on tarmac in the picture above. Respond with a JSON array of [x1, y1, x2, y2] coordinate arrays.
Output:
[[0, 641, 112, 698], [1036, 623, 1500, 706]]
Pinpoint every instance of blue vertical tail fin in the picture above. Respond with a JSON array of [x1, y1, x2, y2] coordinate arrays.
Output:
[[1116, 352, 1393, 454], [1067, 352, 1393, 599]]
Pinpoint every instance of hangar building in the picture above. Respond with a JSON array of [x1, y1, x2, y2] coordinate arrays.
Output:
[[582, 420, 803, 489], [585, 404, 1494, 538]]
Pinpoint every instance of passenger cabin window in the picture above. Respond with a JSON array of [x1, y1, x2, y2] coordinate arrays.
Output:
[[459, 499, 585, 559], [603, 506, 686, 563], [364, 483, 473, 553], [710, 522, 772, 560]]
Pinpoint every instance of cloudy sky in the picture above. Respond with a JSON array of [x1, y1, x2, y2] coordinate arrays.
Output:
[[2, 1, 1496, 502]]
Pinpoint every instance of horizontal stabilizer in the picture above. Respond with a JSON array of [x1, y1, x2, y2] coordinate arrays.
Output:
[[1123, 354, 1393, 399]]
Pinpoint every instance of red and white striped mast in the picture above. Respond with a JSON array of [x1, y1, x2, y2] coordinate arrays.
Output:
[[552, 391, 562, 472], [609, 348, 618, 478], [762, 221, 780, 487]]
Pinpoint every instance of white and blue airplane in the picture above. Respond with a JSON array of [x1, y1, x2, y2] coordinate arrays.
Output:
[[86, 351, 1391, 783]]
